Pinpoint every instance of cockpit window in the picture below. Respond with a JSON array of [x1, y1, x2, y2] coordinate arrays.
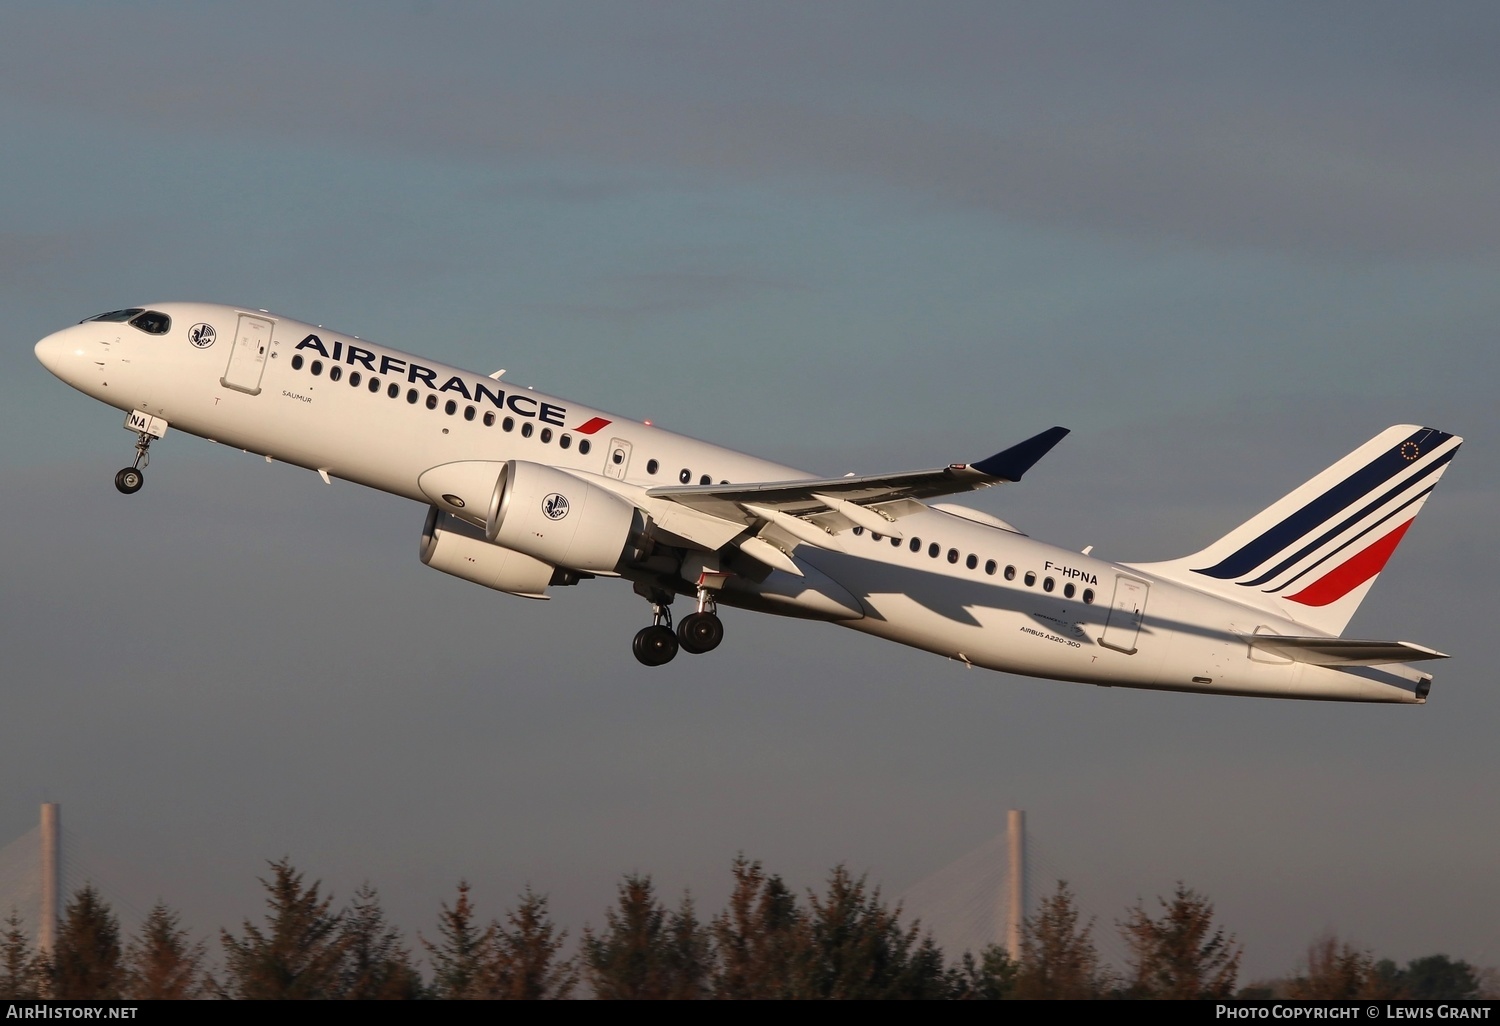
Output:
[[85, 309, 144, 323], [129, 310, 171, 335]]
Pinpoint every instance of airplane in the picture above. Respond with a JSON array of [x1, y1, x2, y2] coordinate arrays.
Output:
[[34, 303, 1462, 703]]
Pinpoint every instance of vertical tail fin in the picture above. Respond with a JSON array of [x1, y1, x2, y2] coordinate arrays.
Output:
[[1135, 425, 1461, 635]]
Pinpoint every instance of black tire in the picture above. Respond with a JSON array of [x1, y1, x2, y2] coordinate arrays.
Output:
[[677, 612, 724, 654], [115, 467, 144, 494], [632, 625, 679, 666]]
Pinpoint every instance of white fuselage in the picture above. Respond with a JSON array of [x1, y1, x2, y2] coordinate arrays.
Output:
[[34, 303, 1428, 703]]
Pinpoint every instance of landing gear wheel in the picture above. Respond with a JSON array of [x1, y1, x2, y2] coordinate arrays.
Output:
[[677, 612, 724, 654], [114, 467, 144, 494], [633, 625, 679, 666]]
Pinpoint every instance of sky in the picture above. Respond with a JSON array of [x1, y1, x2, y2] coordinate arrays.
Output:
[[2, 1, 1497, 983]]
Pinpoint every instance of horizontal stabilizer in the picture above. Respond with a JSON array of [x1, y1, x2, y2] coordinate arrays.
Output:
[[1246, 635, 1447, 666]]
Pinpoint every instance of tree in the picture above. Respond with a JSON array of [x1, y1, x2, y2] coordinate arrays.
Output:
[[661, 895, 713, 1000], [582, 874, 712, 999], [1014, 880, 1108, 999], [0, 909, 45, 1000], [951, 944, 1017, 1000], [220, 858, 347, 999], [1365, 953, 1481, 1001], [1120, 883, 1240, 999], [712, 856, 811, 999], [422, 880, 495, 1000], [488, 888, 576, 1000], [801, 864, 949, 999], [52, 885, 123, 999], [1288, 935, 1390, 999], [340, 884, 422, 1000], [123, 903, 207, 1000]]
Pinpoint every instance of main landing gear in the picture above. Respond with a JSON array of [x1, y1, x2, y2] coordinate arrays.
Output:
[[632, 601, 679, 666], [115, 429, 154, 494], [631, 585, 725, 666]]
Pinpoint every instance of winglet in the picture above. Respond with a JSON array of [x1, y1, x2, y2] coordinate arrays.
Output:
[[969, 427, 1070, 481]]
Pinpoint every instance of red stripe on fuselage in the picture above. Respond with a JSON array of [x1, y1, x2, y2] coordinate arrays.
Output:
[[575, 417, 612, 434], [1284, 520, 1413, 607]]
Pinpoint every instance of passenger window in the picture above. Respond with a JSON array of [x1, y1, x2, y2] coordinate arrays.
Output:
[[559, 433, 571, 450], [1043, 577, 1055, 592], [579, 439, 591, 454], [464, 406, 476, 422], [647, 459, 659, 475], [369, 377, 381, 393], [985, 559, 997, 575], [522, 422, 534, 438], [1004, 565, 1016, 581], [928, 543, 940, 558], [909, 538, 921, 552], [872, 533, 882, 542], [853, 527, 864, 536], [311, 360, 323, 376], [484, 412, 495, 427], [425, 394, 437, 410], [891, 536, 901, 547], [291, 354, 304, 371], [699, 475, 711, 485], [350, 371, 362, 388], [947, 548, 959, 564], [540, 428, 552, 443], [503, 417, 515, 432], [679, 468, 691, 483], [329, 366, 343, 382], [966, 554, 978, 570], [407, 389, 419, 404], [444, 400, 457, 415], [388, 383, 400, 399], [1083, 589, 1095, 604], [613, 449, 626, 465], [1024, 571, 1036, 587], [1064, 582, 1076, 598]]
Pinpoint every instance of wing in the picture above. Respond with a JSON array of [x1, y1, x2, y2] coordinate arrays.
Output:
[[640, 427, 1068, 569]]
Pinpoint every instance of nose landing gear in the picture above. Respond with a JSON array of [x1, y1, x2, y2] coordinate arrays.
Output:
[[115, 411, 168, 495], [114, 429, 154, 494], [114, 466, 144, 494]]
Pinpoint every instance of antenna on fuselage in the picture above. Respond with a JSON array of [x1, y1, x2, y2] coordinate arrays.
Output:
[[488, 369, 506, 380]]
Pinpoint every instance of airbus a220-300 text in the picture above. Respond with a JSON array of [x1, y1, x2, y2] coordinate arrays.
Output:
[[35, 304, 1462, 703]]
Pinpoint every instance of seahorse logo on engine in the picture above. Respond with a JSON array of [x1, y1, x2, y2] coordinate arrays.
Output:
[[542, 493, 570, 521]]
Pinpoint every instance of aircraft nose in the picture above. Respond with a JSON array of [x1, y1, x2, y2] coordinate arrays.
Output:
[[34, 331, 68, 376]]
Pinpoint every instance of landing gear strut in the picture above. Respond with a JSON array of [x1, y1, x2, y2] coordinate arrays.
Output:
[[678, 586, 723, 654], [115, 430, 153, 494], [632, 600, 679, 666]]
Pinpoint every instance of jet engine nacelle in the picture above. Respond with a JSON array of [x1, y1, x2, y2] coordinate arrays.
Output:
[[487, 460, 648, 574], [421, 506, 566, 599]]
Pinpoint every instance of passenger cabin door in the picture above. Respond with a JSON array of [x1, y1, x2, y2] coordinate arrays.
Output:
[[604, 438, 632, 480], [221, 313, 275, 395], [1100, 574, 1149, 655]]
